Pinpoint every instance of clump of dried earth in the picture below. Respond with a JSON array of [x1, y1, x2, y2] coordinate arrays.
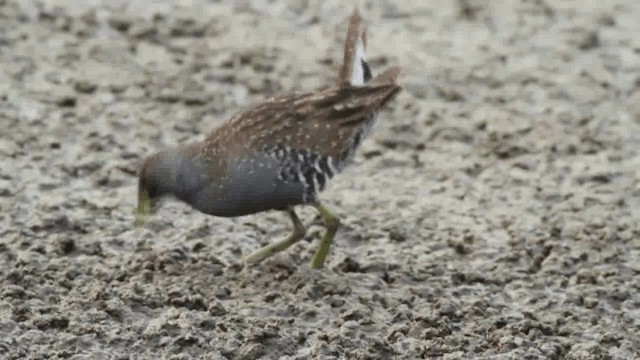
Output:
[[1, 0, 639, 358]]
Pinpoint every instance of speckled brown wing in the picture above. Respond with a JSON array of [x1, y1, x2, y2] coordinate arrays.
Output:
[[206, 79, 401, 162]]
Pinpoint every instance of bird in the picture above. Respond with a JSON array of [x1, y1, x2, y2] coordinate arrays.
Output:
[[135, 9, 402, 269]]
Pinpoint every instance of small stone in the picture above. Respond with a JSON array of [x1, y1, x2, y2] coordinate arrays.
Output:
[[583, 297, 599, 309], [578, 30, 599, 50], [597, 14, 615, 27], [182, 91, 209, 106], [155, 88, 180, 103], [56, 94, 76, 107], [208, 301, 227, 316], [56, 236, 75, 255], [128, 22, 157, 40], [107, 14, 133, 32], [73, 79, 97, 94]]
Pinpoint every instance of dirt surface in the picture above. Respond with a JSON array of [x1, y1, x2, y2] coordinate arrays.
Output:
[[1, 0, 639, 358]]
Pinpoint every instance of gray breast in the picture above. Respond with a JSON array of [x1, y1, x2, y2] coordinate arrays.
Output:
[[191, 152, 305, 217], [191, 146, 341, 217]]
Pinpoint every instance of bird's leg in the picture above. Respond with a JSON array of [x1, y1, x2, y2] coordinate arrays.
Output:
[[309, 203, 340, 269], [243, 207, 306, 264]]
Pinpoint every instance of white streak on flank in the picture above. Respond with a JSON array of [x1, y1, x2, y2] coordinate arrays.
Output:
[[327, 156, 337, 175], [311, 172, 319, 193], [312, 158, 323, 174]]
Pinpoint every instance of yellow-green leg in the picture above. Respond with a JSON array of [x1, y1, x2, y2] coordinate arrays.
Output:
[[243, 208, 306, 264], [309, 203, 340, 269]]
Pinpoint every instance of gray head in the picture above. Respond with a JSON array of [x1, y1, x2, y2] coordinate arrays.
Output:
[[135, 148, 206, 223]]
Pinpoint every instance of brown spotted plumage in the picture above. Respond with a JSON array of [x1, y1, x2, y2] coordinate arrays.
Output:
[[136, 9, 402, 269], [200, 78, 400, 160]]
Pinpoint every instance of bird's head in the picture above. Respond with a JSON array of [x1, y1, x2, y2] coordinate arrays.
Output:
[[135, 154, 164, 226], [134, 148, 206, 226]]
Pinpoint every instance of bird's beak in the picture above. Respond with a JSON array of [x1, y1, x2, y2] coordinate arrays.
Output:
[[135, 189, 153, 227]]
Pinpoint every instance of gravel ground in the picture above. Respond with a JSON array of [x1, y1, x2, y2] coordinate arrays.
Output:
[[1, 0, 639, 358]]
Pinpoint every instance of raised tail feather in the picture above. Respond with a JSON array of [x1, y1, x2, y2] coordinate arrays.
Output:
[[337, 9, 401, 88], [337, 9, 371, 87]]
